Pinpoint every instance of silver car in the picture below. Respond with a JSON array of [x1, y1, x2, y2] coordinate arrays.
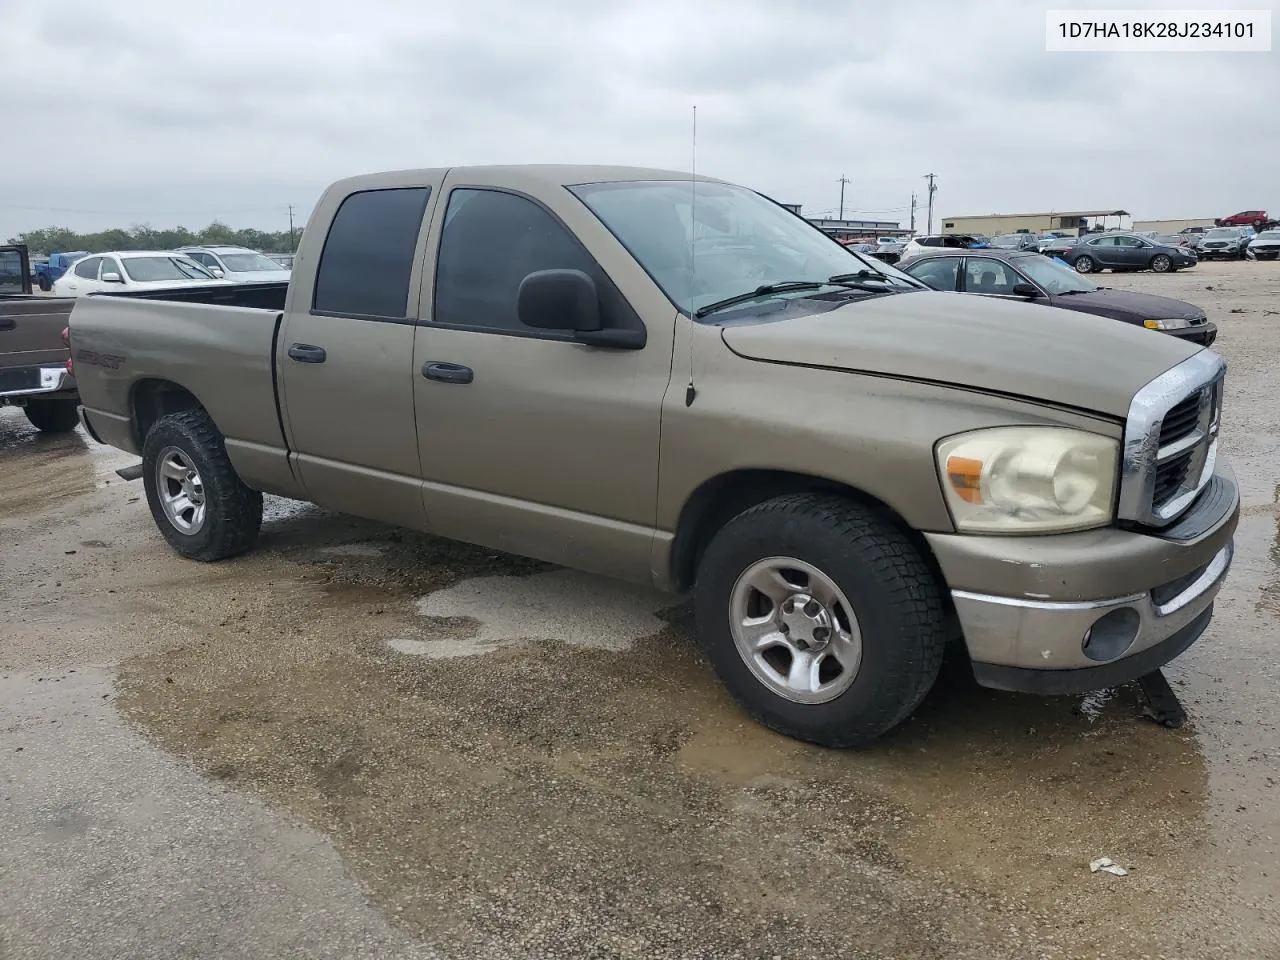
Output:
[[1197, 227, 1253, 260]]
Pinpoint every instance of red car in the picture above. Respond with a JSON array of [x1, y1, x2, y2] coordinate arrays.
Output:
[[1216, 210, 1269, 227]]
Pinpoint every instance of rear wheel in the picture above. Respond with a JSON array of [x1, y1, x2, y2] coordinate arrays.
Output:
[[23, 398, 79, 433], [1074, 255, 1095, 273], [1150, 254, 1172, 273], [142, 409, 262, 561], [694, 493, 948, 747]]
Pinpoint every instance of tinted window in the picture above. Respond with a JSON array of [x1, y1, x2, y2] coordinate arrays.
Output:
[[74, 257, 102, 279], [1116, 236, 1144, 248], [905, 257, 960, 291], [313, 187, 430, 319], [965, 258, 1022, 295], [0, 250, 23, 292], [434, 188, 601, 334]]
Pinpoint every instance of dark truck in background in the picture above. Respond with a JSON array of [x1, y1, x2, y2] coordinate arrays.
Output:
[[0, 244, 79, 432]]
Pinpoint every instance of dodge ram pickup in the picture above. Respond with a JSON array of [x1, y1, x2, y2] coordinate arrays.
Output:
[[1, 243, 79, 432], [68, 165, 1238, 746]]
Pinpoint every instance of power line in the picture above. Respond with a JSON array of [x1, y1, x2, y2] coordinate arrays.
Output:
[[0, 201, 298, 218]]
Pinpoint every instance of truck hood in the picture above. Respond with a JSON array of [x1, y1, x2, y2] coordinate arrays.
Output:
[[718, 291, 1200, 418]]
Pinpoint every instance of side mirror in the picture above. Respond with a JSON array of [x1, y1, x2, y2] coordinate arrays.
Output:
[[1011, 282, 1040, 298], [101, 271, 123, 283], [210, 268, 224, 278], [517, 268, 600, 332]]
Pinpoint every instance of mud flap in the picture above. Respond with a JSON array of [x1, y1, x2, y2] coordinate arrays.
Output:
[[1136, 669, 1187, 729]]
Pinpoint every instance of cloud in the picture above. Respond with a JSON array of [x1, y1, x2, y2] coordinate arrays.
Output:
[[1, 0, 1277, 235]]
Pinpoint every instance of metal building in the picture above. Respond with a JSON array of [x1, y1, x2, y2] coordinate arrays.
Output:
[[1132, 218, 1216, 234], [941, 209, 1130, 237]]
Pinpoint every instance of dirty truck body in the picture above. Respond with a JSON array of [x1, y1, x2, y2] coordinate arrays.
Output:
[[1, 244, 80, 433], [69, 165, 1238, 746]]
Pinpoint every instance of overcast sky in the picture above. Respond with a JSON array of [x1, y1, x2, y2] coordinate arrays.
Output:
[[2, 0, 1276, 238]]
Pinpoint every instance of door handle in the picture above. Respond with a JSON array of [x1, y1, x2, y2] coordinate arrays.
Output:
[[288, 343, 327, 363], [421, 361, 474, 384]]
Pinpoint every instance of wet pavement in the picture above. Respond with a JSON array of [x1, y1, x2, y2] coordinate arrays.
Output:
[[2, 260, 1278, 958]]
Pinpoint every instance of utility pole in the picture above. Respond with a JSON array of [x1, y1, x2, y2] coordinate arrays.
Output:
[[909, 192, 917, 234], [838, 176, 850, 221], [287, 205, 297, 250], [923, 173, 937, 235]]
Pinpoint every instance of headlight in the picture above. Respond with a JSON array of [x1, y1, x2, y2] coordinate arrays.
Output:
[[936, 427, 1118, 534], [1143, 318, 1195, 330]]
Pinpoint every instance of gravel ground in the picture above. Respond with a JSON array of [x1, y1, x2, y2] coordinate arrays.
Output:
[[2, 260, 1278, 959]]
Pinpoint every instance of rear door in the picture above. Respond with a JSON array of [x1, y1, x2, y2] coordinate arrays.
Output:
[[275, 175, 443, 529], [59, 256, 103, 295]]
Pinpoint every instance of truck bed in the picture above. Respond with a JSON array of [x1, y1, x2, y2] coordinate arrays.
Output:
[[69, 290, 292, 495], [97, 280, 289, 311]]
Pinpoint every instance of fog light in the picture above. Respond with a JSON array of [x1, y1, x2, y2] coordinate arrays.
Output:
[[1081, 607, 1141, 662]]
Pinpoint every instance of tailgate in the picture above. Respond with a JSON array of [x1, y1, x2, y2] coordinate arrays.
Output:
[[0, 298, 74, 368]]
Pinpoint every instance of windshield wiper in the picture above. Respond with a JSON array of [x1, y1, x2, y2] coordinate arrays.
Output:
[[828, 269, 893, 284], [693, 281, 828, 318]]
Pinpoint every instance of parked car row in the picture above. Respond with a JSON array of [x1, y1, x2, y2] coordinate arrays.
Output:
[[37, 244, 293, 297]]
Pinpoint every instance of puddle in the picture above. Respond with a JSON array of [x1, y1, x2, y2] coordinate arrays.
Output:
[[409, 568, 670, 653]]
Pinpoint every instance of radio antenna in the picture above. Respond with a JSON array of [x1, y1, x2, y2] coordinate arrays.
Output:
[[685, 104, 698, 407]]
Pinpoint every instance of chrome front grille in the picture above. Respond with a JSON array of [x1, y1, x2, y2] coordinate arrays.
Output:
[[1118, 352, 1225, 528]]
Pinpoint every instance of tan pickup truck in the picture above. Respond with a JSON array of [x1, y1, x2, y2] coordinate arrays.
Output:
[[68, 166, 1237, 746], [1, 244, 79, 432]]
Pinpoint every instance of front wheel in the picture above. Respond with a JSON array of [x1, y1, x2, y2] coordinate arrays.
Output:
[[694, 493, 948, 747], [23, 398, 80, 433], [1150, 254, 1172, 273], [1073, 255, 1096, 273], [142, 409, 262, 561]]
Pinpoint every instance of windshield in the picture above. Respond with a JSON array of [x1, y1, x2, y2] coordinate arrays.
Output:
[[570, 180, 923, 316], [1205, 228, 1240, 239], [219, 252, 284, 272], [1014, 255, 1099, 295], [1256, 231, 1280, 241], [123, 256, 216, 282], [991, 234, 1025, 247]]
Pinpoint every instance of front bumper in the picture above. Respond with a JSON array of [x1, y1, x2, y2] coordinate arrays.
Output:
[[1168, 322, 1217, 347], [0, 364, 76, 401], [925, 462, 1239, 695]]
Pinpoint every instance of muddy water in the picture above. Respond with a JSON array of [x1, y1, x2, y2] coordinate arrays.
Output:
[[3, 262, 1279, 959]]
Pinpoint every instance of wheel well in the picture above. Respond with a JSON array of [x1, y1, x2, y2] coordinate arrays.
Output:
[[130, 379, 204, 446], [668, 469, 943, 593]]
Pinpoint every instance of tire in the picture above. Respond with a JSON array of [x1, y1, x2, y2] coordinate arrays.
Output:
[[141, 409, 262, 561], [693, 493, 948, 748], [1073, 255, 1095, 274], [23, 398, 80, 433], [1150, 254, 1172, 273], [37, 275, 51, 292]]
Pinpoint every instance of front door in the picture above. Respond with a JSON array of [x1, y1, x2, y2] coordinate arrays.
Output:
[[276, 177, 442, 529], [411, 174, 676, 582], [1112, 235, 1149, 267], [961, 257, 1025, 299]]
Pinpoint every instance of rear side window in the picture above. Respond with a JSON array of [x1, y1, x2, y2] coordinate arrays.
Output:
[[905, 256, 960, 291], [74, 257, 102, 279], [313, 187, 431, 319]]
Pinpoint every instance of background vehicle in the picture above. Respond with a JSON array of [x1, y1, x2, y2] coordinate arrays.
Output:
[[178, 245, 293, 283], [69, 164, 1236, 748], [51, 251, 226, 297], [33, 250, 90, 291], [874, 237, 905, 264], [1197, 226, 1254, 260], [990, 233, 1040, 252], [899, 248, 1216, 346], [1216, 210, 1269, 228], [1038, 235, 1081, 257], [1, 244, 78, 432], [900, 234, 984, 257], [1063, 233, 1197, 274], [1247, 229, 1280, 260]]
